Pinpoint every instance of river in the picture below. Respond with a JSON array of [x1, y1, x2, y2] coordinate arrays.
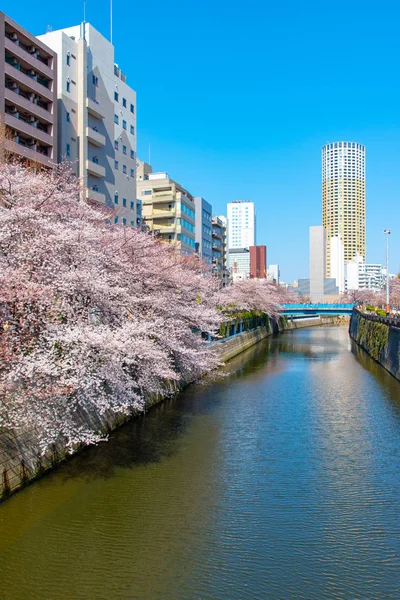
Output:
[[1, 326, 400, 599]]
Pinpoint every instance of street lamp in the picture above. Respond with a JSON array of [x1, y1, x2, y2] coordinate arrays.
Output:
[[384, 229, 391, 314]]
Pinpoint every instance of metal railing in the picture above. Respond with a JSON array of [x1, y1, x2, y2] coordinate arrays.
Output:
[[353, 308, 400, 329]]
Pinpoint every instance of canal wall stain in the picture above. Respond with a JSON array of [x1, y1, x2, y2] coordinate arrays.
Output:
[[0, 314, 348, 501], [350, 310, 400, 381]]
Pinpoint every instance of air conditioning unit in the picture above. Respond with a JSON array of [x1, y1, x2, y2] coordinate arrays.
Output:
[[28, 139, 36, 146], [28, 45, 36, 54], [28, 69, 36, 77], [9, 106, 18, 114], [28, 115, 37, 123], [9, 32, 18, 41]]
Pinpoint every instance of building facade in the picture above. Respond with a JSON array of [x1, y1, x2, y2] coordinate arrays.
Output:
[[298, 278, 339, 297], [329, 236, 345, 293], [137, 164, 196, 254], [228, 248, 250, 281], [39, 23, 137, 225], [310, 225, 326, 303], [268, 264, 280, 285], [227, 200, 256, 249], [1, 12, 57, 167], [250, 245, 267, 279], [345, 253, 385, 291], [322, 141, 366, 275], [194, 197, 212, 265]]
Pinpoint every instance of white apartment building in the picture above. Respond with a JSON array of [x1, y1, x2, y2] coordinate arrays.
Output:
[[322, 142, 366, 275], [345, 254, 385, 291], [227, 201, 256, 249], [39, 23, 138, 226], [329, 236, 345, 293], [228, 248, 250, 281]]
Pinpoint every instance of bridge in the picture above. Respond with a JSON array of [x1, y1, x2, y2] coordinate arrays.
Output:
[[282, 303, 354, 318]]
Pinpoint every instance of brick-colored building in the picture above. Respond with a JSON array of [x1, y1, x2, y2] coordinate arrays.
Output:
[[250, 245, 267, 279], [0, 12, 57, 167]]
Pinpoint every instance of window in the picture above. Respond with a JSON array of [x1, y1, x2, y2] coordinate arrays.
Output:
[[114, 194, 118, 204], [114, 140, 119, 150], [130, 150, 135, 159], [130, 169, 134, 177], [66, 53, 71, 66], [66, 143, 70, 156], [114, 114, 119, 124], [130, 103, 134, 113], [130, 221, 134, 227], [66, 112, 70, 122], [122, 98, 127, 108], [123, 165, 127, 174], [130, 125, 135, 135], [122, 218, 127, 225], [142, 190, 152, 196], [114, 217, 118, 224], [66, 80, 70, 92], [130, 201, 134, 209], [114, 91, 119, 101], [123, 198, 127, 207], [122, 145, 127, 155], [122, 120, 127, 130], [114, 160, 118, 170], [93, 75, 99, 86]]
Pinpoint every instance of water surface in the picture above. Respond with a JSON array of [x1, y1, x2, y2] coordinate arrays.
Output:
[[1, 326, 400, 599]]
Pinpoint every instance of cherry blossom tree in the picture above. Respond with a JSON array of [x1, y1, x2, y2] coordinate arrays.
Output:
[[0, 161, 220, 453], [216, 279, 292, 318]]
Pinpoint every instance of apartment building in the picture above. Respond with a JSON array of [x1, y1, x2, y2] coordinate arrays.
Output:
[[212, 216, 230, 284], [0, 12, 57, 167], [136, 161, 196, 253], [228, 247, 250, 281], [322, 142, 366, 275], [194, 197, 212, 265], [39, 23, 137, 225]]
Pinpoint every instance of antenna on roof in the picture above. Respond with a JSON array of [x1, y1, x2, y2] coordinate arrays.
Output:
[[110, 0, 113, 44], [83, 0, 87, 22]]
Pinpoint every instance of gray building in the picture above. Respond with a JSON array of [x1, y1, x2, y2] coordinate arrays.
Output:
[[228, 247, 250, 281], [194, 197, 212, 265], [310, 226, 326, 303], [39, 23, 137, 226], [298, 278, 338, 297]]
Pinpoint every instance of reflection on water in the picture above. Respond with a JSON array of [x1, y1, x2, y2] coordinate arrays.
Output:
[[1, 326, 400, 600]]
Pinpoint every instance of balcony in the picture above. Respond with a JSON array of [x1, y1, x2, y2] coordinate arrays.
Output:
[[3, 113, 53, 147], [152, 193, 174, 202], [4, 138, 53, 168], [154, 224, 175, 234], [86, 159, 106, 178], [86, 126, 106, 147], [152, 209, 176, 218], [86, 188, 106, 204], [4, 88, 53, 124], [4, 37, 53, 80], [4, 63, 53, 102], [86, 97, 105, 119]]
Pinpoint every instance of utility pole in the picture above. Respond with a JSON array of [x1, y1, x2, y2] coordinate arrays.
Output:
[[384, 229, 391, 314]]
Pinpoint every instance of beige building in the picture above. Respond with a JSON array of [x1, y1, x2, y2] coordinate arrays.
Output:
[[39, 23, 138, 225], [322, 141, 366, 276], [0, 12, 57, 168], [136, 161, 196, 253]]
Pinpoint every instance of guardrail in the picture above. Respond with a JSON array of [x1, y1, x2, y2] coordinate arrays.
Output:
[[282, 303, 354, 310], [353, 308, 400, 329]]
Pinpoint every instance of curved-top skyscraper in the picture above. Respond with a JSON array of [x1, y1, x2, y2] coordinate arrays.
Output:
[[322, 141, 366, 276]]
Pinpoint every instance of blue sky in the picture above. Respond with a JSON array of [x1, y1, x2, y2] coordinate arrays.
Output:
[[7, 0, 400, 281]]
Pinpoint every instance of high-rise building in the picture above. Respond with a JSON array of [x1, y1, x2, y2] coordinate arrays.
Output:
[[329, 236, 345, 293], [227, 201, 256, 249], [1, 12, 58, 167], [136, 164, 196, 254], [250, 246, 267, 279], [309, 225, 326, 303], [194, 197, 212, 265], [322, 141, 366, 275], [228, 248, 250, 281], [39, 23, 137, 225]]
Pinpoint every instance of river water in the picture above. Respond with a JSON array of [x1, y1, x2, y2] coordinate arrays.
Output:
[[1, 326, 400, 600]]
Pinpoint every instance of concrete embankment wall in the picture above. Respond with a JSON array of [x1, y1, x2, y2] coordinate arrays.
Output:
[[0, 313, 347, 501], [349, 310, 400, 380]]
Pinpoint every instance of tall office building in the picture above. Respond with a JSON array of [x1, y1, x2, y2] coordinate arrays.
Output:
[[1, 12, 58, 167], [322, 142, 366, 275], [227, 201, 256, 249], [39, 23, 137, 225], [250, 246, 267, 279]]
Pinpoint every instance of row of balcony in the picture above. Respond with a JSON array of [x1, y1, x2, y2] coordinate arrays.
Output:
[[5, 52, 52, 90]]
